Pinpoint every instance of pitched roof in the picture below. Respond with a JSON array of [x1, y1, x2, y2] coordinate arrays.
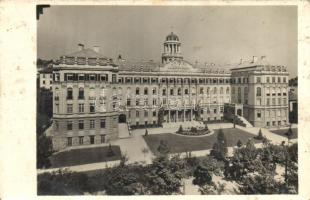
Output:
[[65, 48, 109, 59]]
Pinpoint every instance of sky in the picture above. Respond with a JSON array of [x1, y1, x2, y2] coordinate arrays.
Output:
[[37, 6, 297, 77]]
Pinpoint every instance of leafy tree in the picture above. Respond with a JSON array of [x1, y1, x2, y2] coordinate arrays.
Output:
[[192, 164, 212, 187], [146, 155, 185, 194], [237, 140, 243, 148], [210, 129, 227, 160], [37, 133, 53, 169], [239, 172, 280, 194], [38, 169, 90, 195], [200, 156, 225, 176], [104, 166, 144, 195], [157, 140, 170, 155]]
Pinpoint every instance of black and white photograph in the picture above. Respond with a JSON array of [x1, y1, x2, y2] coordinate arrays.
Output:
[[35, 5, 299, 195]]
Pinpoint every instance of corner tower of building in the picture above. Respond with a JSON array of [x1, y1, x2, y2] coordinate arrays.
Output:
[[162, 32, 183, 64]]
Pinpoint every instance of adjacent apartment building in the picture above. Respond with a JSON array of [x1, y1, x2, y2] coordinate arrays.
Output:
[[51, 32, 289, 150]]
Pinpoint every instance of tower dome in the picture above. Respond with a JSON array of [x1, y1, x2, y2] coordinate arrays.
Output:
[[162, 32, 183, 64], [166, 32, 179, 41]]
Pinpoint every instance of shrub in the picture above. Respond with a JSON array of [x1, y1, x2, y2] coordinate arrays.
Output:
[[177, 125, 183, 133], [255, 129, 264, 140], [190, 127, 198, 133], [157, 140, 170, 155], [106, 143, 115, 157], [237, 139, 243, 148], [192, 164, 212, 187]]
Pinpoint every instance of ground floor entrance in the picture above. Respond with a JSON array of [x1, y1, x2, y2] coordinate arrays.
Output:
[[163, 109, 194, 123]]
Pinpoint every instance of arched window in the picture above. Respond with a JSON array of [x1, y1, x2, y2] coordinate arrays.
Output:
[[256, 87, 262, 96], [178, 88, 181, 95], [185, 88, 189, 95], [55, 87, 59, 100], [226, 87, 230, 94], [136, 87, 140, 95], [200, 87, 204, 94], [89, 88, 96, 99], [67, 87, 73, 100], [220, 87, 223, 94], [170, 88, 174, 95], [144, 87, 148, 95], [213, 87, 217, 94], [152, 88, 156, 95], [78, 87, 84, 99], [162, 88, 166, 95]]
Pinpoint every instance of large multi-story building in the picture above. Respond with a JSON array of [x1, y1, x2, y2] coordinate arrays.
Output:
[[51, 32, 289, 150]]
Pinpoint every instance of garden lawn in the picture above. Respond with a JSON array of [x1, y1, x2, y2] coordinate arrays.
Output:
[[144, 128, 260, 155], [50, 145, 122, 168], [270, 128, 298, 139]]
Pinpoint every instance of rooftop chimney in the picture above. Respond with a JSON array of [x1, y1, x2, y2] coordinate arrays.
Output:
[[78, 43, 84, 51], [252, 56, 258, 63], [93, 46, 100, 53]]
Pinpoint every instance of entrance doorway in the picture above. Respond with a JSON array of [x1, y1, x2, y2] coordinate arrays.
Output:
[[119, 114, 127, 123], [237, 109, 242, 116]]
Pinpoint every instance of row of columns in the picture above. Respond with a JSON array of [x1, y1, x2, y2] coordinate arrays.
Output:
[[165, 109, 193, 123], [164, 43, 180, 54]]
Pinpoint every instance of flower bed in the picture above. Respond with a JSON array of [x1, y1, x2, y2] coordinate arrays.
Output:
[[176, 126, 211, 136]]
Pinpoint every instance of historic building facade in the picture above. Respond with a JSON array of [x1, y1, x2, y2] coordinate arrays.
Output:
[[51, 32, 289, 150]]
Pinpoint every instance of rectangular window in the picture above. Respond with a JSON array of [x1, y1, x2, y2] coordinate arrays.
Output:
[[78, 120, 84, 130], [90, 103, 95, 113], [266, 98, 270, 106], [67, 121, 73, 130], [67, 104, 73, 113], [79, 104, 84, 113], [144, 110, 148, 117], [136, 111, 139, 118], [153, 99, 157, 105], [112, 74, 116, 83], [79, 136, 84, 145], [283, 98, 287, 105], [266, 77, 270, 83], [272, 77, 275, 83], [214, 109, 217, 114], [257, 111, 261, 118], [153, 111, 156, 117], [90, 135, 95, 144], [90, 120, 95, 129], [100, 119, 106, 128], [278, 77, 281, 83], [272, 98, 276, 105], [283, 77, 287, 83], [256, 77, 261, 83], [278, 98, 281, 105], [67, 137, 72, 146], [127, 99, 131, 106], [267, 122, 270, 126]]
